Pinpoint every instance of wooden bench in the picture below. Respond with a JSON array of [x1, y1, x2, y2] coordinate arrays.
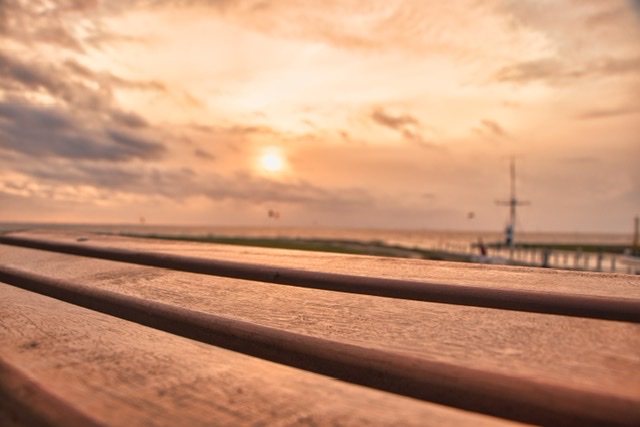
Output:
[[1, 230, 639, 426]]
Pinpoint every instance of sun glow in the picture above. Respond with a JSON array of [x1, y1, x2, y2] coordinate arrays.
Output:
[[258, 149, 286, 173]]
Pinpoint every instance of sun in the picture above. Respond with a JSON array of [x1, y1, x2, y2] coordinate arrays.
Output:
[[258, 149, 286, 173]]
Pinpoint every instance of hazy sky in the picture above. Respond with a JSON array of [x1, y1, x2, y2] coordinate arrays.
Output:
[[1, 0, 639, 232]]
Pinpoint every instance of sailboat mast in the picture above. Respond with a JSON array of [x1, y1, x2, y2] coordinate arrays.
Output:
[[510, 159, 516, 233], [496, 158, 529, 257]]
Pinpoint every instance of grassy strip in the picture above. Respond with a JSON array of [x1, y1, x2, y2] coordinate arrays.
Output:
[[119, 233, 475, 263]]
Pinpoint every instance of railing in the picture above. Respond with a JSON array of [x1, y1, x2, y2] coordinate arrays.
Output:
[[485, 246, 640, 274], [422, 238, 640, 274]]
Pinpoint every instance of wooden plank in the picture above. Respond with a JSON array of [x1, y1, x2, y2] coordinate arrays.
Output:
[[1, 243, 639, 401], [4, 230, 640, 299], [4, 265, 639, 426], [0, 284, 518, 427], [1, 241, 639, 425], [1, 233, 639, 322]]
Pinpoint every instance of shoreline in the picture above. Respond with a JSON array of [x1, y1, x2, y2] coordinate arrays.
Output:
[[118, 232, 477, 262], [118, 232, 639, 263]]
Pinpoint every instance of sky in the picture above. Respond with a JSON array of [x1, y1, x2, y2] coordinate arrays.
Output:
[[0, 0, 639, 233]]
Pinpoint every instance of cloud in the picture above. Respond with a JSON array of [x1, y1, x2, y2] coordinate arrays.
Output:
[[3, 159, 201, 203], [492, 59, 572, 85], [0, 101, 72, 129], [575, 104, 640, 120], [472, 119, 508, 139], [110, 110, 149, 128], [633, 0, 640, 18], [371, 108, 419, 130], [20, 162, 144, 190], [118, 0, 512, 59], [0, 11, 176, 165], [492, 56, 640, 86], [490, 0, 640, 89], [0, 101, 165, 161], [3, 154, 375, 213], [480, 119, 505, 136], [370, 108, 434, 147], [194, 149, 215, 160], [0, 51, 67, 94], [106, 130, 165, 160], [0, 0, 122, 52], [0, 52, 168, 115], [200, 174, 375, 210], [498, 0, 640, 51]]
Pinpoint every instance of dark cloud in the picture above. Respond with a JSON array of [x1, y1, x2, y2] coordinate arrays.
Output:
[[492, 59, 582, 85], [32, 23, 86, 53], [201, 174, 375, 210], [371, 108, 419, 130], [106, 130, 165, 159], [480, 120, 505, 136], [633, 0, 640, 19], [22, 162, 143, 190], [575, 105, 640, 120], [108, 74, 167, 92], [0, 51, 60, 92], [472, 119, 508, 140], [0, 101, 72, 130], [7, 158, 200, 201], [194, 149, 215, 160], [5, 155, 374, 212], [0, 101, 165, 161], [0, 53, 105, 110], [0, 6, 174, 166], [492, 56, 640, 86], [370, 108, 434, 147], [0, 50, 166, 116], [109, 110, 149, 128]]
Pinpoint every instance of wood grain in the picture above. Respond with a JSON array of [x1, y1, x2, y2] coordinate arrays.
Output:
[[1, 231, 639, 426], [6, 230, 640, 299], [1, 243, 639, 408], [1, 233, 638, 322], [0, 284, 519, 426], [3, 265, 638, 425]]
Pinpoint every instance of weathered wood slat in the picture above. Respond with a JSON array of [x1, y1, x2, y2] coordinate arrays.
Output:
[[3, 265, 639, 426], [0, 359, 103, 427], [1, 233, 638, 321], [3, 243, 639, 401], [5, 231, 639, 299], [2, 243, 639, 402], [0, 284, 519, 427]]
